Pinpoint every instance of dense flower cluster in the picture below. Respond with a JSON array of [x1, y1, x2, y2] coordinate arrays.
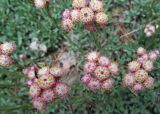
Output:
[[122, 47, 160, 93], [81, 51, 119, 92], [0, 42, 16, 67], [23, 66, 70, 111], [34, 0, 50, 9], [61, 0, 108, 31]]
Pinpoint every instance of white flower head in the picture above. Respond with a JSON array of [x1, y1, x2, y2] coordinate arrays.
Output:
[[144, 24, 155, 37]]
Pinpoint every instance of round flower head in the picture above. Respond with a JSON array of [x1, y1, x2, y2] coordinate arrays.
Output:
[[98, 56, 110, 67], [108, 62, 119, 75], [62, 19, 74, 30], [54, 82, 70, 99], [32, 97, 46, 111], [137, 47, 146, 56], [101, 78, 114, 91], [87, 78, 101, 92], [135, 69, 148, 83], [132, 83, 144, 93], [80, 7, 94, 23], [50, 67, 63, 78], [142, 60, 153, 71], [37, 75, 55, 89], [0, 42, 16, 55], [81, 74, 91, 84], [94, 66, 110, 81], [27, 69, 36, 79], [34, 0, 46, 9], [143, 76, 154, 89], [141, 54, 149, 62], [127, 61, 141, 72], [37, 66, 50, 77], [122, 73, 135, 87], [144, 24, 155, 37], [41, 89, 56, 102], [29, 84, 41, 98], [86, 51, 99, 62], [95, 12, 108, 25], [0, 55, 13, 67], [149, 51, 158, 60], [27, 79, 33, 86], [137, 57, 145, 64], [89, 0, 104, 12], [72, 0, 87, 9], [84, 22, 95, 31], [71, 9, 80, 22], [62, 9, 71, 19], [83, 62, 96, 73]]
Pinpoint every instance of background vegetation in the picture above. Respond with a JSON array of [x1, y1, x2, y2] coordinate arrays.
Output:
[[0, 0, 160, 114]]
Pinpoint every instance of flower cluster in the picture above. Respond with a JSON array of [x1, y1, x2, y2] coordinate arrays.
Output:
[[23, 65, 70, 111], [61, 0, 108, 31], [81, 51, 119, 92], [0, 42, 16, 67], [34, 0, 50, 9], [123, 47, 160, 93]]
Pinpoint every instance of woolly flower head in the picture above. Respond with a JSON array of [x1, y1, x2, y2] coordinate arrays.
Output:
[[144, 76, 154, 89], [132, 83, 144, 93], [37, 75, 55, 89], [101, 78, 114, 91], [54, 83, 70, 99], [83, 62, 96, 73], [135, 69, 148, 83], [0, 42, 16, 55], [108, 62, 119, 75], [137, 47, 146, 56], [62, 19, 74, 30], [0, 55, 13, 67], [70, 9, 80, 22], [37, 66, 50, 76], [72, 0, 87, 9], [94, 66, 110, 81], [142, 60, 153, 71], [144, 24, 155, 37], [29, 83, 41, 98], [81, 74, 91, 84], [32, 97, 46, 111], [127, 61, 141, 72], [98, 56, 110, 67], [50, 67, 64, 78], [80, 7, 94, 23], [95, 12, 108, 25], [89, 0, 104, 12], [122, 73, 135, 87], [34, 0, 46, 9], [41, 89, 56, 102], [86, 51, 99, 62], [62, 9, 71, 19], [87, 78, 101, 92]]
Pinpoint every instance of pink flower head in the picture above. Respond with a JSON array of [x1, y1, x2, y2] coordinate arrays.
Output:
[[32, 97, 46, 111], [132, 83, 144, 93], [54, 82, 70, 99], [87, 78, 101, 92], [41, 89, 56, 103], [101, 78, 114, 91], [81, 74, 91, 84], [83, 62, 96, 73], [86, 51, 100, 62], [98, 56, 110, 67], [62, 9, 71, 19]]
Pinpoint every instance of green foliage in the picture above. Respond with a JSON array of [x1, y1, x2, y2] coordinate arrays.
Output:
[[0, 0, 160, 114]]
